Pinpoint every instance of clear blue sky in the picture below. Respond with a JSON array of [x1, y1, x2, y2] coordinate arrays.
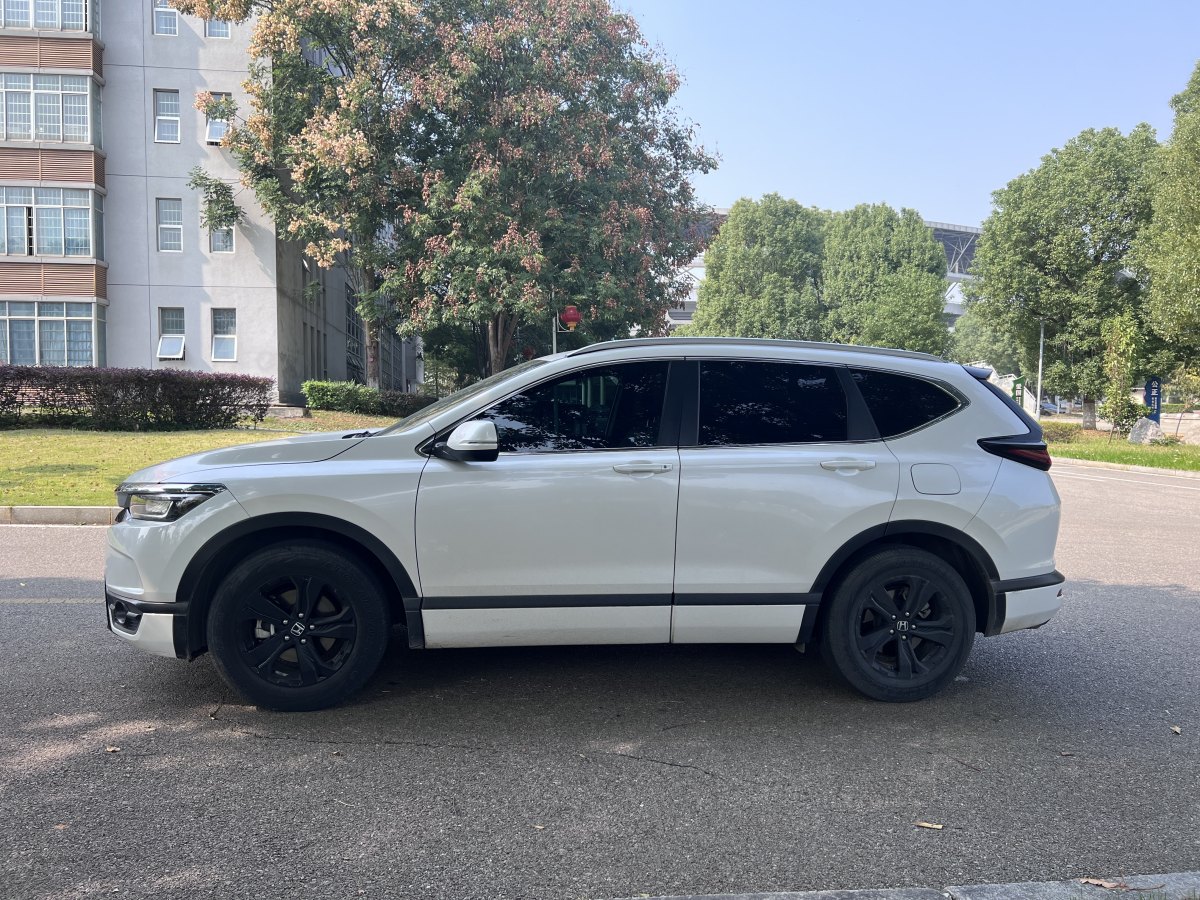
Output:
[[618, 0, 1200, 227]]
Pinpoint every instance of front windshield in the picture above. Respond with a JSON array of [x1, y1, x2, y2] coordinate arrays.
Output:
[[375, 358, 550, 435]]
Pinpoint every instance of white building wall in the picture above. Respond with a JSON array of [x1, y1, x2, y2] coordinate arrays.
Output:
[[101, 0, 281, 385]]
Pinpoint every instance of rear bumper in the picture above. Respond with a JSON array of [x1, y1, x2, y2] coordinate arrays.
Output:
[[992, 570, 1065, 634], [105, 586, 188, 659]]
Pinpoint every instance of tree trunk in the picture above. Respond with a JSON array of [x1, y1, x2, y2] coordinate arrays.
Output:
[[487, 312, 517, 376], [365, 323, 382, 389], [1082, 396, 1097, 430]]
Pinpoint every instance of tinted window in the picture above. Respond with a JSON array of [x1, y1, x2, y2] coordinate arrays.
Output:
[[479, 361, 669, 452], [852, 369, 960, 438], [699, 361, 847, 445]]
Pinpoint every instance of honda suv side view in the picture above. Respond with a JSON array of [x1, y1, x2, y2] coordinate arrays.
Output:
[[104, 338, 1063, 710]]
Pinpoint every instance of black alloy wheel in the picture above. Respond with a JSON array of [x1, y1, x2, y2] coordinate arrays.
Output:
[[207, 541, 391, 711], [821, 547, 975, 702]]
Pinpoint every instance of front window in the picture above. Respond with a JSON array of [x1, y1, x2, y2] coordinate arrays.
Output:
[[3, 0, 86, 30], [152, 0, 176, 35], [0, 187, 94, 257], [209, 225, 233, 253], [476, 361, 671, 452], [156, 198, 182, 251], [153, 89, 180, 143], [157, 306, 184, 359], [0, 74, 91, 143], [205, 91, 231, 144], [0, 301, 96, 366], [205, 18, 230, 38], [698, 360, 848, 445], [211, 307, 236, 360]]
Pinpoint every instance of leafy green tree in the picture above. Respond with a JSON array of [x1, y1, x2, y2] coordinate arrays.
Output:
[[969, 125, 1158, 427], [1097, 311, 1149, 436], [178, 0, 715, 379], [683, 195, 827, 340], [822, 204, 949, 354], [1138, 61, 1200, 350], [949, 304, 1026, 375]]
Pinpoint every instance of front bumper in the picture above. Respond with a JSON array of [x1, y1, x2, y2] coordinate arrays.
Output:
[[105, 586, 188, 658]]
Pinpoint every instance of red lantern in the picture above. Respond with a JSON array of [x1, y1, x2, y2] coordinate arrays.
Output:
[[559, 305, 582, 331]]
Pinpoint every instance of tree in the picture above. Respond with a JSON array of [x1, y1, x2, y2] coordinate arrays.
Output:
[[1138, 61, 1200, 351], [682, 195, 827, 340], [822, 204, 949, 354], [969, 125, 1158, 427], [949, 304, 1026, 375], [179, 0, 716, 380]]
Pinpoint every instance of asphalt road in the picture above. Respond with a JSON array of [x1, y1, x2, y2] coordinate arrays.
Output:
[[2, 462, 1198, 900]]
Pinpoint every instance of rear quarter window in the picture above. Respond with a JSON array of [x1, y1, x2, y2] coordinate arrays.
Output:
[[851, 368, 962, 438]]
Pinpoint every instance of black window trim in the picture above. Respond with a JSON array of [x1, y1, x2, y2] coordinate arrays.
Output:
[[420, 357, 682, 457]]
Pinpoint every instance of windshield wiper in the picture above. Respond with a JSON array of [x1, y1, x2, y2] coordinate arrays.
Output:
[[342, 430, 374, 439]]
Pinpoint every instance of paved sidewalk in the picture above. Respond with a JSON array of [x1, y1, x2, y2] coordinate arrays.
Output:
[[626, 869, 1200, 899]]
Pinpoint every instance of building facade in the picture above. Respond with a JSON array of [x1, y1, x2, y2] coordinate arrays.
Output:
[[0, 0, 420, 403]]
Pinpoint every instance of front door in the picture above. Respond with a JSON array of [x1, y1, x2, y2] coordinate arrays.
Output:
[[415, 360, 680, 647]]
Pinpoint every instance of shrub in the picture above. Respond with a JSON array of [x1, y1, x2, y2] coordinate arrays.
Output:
[[302, 380, 435, 418], [1150, 433, 1183, 446], [0, 365, 272, 430], [1040, 421, 1082, 444]]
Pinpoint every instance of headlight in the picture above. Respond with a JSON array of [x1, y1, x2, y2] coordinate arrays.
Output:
[[116, 484, 227, 522]]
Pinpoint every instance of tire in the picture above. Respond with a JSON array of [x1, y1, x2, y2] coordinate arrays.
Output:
[[206, 540, 391, 711], [820, 546, 975, 702]]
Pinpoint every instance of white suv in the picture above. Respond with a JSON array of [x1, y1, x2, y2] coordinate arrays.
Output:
[[105, 338, 1063, 710]]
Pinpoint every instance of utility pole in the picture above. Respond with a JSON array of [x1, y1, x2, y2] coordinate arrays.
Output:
[[1035, 320, 1045, 421]]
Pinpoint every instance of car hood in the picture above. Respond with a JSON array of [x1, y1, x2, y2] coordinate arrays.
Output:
[[121, 430, 370, 485]]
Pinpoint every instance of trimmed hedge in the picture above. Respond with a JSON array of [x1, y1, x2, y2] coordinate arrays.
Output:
[[302, 380, 435, 418], [1040, 421, 1082, 443], [0, 365, 273, 430]]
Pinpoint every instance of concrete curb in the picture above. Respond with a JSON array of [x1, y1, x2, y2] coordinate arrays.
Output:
[[1050, 455, 1200, 479], [619, 870, 1200, 899], [0, 506, 118, 525]]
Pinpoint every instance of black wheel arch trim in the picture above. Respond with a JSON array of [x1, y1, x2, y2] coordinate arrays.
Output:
[[808, 520, 1005, 636], [992, 570, 1064, 594], [176, 512, 423, 658]]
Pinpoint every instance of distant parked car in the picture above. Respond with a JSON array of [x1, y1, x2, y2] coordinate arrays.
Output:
[[105, 338, 1064, 710], [1040, 401, 1060, 415]]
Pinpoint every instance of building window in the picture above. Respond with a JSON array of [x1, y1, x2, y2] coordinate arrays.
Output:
[[0, 301, 95, 366], [0, 187, 94, 257], [205, 18, 230, 38], [156, 198, 182, 252], [205, 91, 231, 145], [3, 0, 86, 30], [0, 74, 91, 143], [209, 225, 234, 253], [211, 308, 236, 361], [157, 306, 185, 359], [345, 292, 365, 384], [152, 0, 176, 35], [153, 89, 180, 143]]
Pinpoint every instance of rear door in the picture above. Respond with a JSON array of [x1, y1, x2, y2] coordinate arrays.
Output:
[[672, 359, 900, 643]]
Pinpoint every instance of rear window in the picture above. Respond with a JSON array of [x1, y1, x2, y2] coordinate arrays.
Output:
[[699, 360, 848, 445], [851, 369, 961, 438]]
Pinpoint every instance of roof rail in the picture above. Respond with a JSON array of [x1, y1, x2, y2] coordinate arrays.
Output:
[[567, 336, 946, 363]]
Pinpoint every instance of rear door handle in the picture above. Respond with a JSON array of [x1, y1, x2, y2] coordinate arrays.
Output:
[[820, 458, 876, 472], [613, 462, 674, 475]]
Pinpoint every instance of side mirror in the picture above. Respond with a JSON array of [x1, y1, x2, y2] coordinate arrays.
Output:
[[433, 420, 499, 462]]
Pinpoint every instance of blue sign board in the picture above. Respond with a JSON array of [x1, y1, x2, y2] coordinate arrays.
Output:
[[1145, 376, 1162, 423]]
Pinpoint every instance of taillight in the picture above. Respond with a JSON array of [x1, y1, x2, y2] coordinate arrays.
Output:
[[978, 437, 1052, 471]]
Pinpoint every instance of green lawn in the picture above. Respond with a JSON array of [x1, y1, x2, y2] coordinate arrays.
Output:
[[1048, 428, 1200, 472], [0, 410, 397, 506]]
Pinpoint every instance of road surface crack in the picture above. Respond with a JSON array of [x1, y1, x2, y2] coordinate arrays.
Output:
[[602, 750, 722, 779]]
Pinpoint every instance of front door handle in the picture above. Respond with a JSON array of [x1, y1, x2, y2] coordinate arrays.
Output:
[[820, 458, 876, 472], [613, 462, 674, 475]]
